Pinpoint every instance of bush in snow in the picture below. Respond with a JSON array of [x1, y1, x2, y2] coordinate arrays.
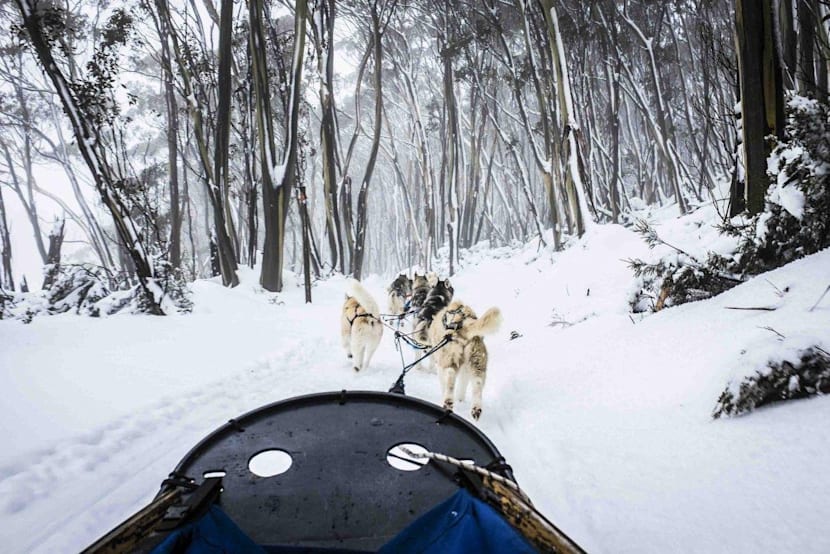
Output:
[[46, 265, 113, 316], [627, 220, 741, 311], [713, 347, 830, 418], [0, 288, 15, 320], [5, 261, 192, 320], [730, 96, 830, 274], [630, 95, 830, 311]]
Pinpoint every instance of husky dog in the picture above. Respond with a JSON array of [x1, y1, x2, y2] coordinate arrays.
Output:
[[387, 274, 413, 320], [409, 273, 430, 313], [341, 280, 383, 372], [427, 301, 502, 420], [414, 278, 454, 344]]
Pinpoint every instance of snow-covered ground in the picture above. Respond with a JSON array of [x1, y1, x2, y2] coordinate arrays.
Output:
[[2, 210, 830, 553]]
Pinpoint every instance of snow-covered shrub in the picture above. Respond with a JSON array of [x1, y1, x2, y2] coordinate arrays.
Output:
[[627, 220, 741, 311], [6, 262, 192, 320], [713, 347, 830, 418], [46, 265, 113, 316], [630, 95, 830, 311], [151, 259, 193, 315], [733, 96, 830, 274], [0, 289, 15, 320]]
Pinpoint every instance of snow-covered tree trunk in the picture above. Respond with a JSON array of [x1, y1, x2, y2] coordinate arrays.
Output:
[[257, 0, 306, 291], [311, 0, 344, 274], [541, 1, 591, 237], [41, 217, 65, 290]]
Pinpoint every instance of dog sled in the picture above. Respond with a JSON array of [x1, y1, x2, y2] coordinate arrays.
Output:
[[83, 391, 586, 554]]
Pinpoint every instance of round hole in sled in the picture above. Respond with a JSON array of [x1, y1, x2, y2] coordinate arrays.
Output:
[[249, 449, 293, 478], [386, 442, 429, 471]]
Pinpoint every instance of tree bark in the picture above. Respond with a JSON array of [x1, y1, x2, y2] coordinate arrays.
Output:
[[736, 0, 784, 214], [0, 184, 14, 290]]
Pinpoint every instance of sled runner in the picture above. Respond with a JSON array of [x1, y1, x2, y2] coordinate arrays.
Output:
[[83, 391, 586, 554]]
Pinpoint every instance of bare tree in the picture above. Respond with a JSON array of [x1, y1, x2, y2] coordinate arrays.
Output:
[[14, 0, 164, 313]]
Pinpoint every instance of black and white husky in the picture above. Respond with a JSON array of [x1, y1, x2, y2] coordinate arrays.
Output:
[[414, 278, 454, 345]]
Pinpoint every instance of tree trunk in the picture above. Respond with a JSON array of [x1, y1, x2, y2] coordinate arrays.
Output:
[[41, 218, 65, 290], [352, 3, 383, 280], [314, 0, 344, 273], [159, 4, 182, 271], [257, 0, 307, 291], [541, 0, 590, 236], [0, 184, 14, 290], [213, 0, 240, 286], [736, 0, 785, 214]]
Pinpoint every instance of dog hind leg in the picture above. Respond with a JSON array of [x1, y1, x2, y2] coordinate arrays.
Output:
[[362, 332, 381, 372], [468, 368, 486, 420], [440, 365, 458, 411], [456, 367, 470, 403], [341, 318, 352, 359], [351, 334, 366, 372]]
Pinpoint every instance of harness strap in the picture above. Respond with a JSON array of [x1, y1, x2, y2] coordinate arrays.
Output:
[[388, 335, 451, 395], [347, 311, 375, 327]]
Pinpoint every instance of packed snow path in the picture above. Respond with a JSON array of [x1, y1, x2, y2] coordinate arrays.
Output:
[[2, 223, 830, 553]]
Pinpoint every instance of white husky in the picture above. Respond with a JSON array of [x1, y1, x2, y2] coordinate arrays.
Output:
[[340, 280, 383, 372]]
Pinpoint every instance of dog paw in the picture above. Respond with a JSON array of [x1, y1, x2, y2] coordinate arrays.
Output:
[[471, 407, 482, 420], [443, 400, 454, 411], [353, 366, 360, 372]]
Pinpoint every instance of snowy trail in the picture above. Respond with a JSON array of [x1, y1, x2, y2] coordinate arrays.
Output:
[[0, 275, 455, 552], [2, 223, 830, 553]]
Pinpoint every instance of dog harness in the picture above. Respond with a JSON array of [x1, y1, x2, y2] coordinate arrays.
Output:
[[441, 306, 466, 331], [347, 309, 375, 327]]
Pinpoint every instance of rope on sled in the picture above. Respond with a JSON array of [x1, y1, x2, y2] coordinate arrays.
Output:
[[399, 446, 531, 503], [399, 447, 588, 554]]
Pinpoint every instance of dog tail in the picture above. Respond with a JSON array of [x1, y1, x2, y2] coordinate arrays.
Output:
[[347, 279, 380, 317], [464, 307, 502, 337]]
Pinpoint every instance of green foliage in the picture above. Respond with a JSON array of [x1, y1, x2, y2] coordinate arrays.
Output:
[[12, 1, 87, 55], [70, 8, 135, 126], [713, 348, 830, 418]]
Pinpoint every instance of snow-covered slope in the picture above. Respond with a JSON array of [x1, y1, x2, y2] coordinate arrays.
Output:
[[1, 218, 829, 553]]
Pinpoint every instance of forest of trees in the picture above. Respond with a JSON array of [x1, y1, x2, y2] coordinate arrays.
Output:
[[1, 0, 829, 314]]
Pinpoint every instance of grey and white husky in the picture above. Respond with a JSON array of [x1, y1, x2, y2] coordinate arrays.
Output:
[[427, 301, 502, 420]]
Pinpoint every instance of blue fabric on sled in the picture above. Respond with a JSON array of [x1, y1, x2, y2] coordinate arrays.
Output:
[[151, 505, 266, 554], [377, 488, 537, 554], [150, 489, 535, 554]]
